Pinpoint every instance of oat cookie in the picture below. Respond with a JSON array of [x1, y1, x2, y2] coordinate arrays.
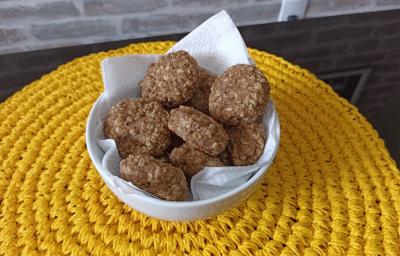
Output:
[[209, 64, 269, 125], [170, 143, 223, 178], [140, 50, 200, 107], [186, 68, 217, 114], [168, 106, 229, 156], [227, 122, 266, 166], [104, 98, 170, 158], [120, 155, 188, 201]]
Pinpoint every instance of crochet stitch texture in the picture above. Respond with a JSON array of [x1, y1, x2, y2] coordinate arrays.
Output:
[[1, 42, 399, 256]]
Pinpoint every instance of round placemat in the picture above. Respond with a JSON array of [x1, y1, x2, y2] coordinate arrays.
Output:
[[1, 42, 399, 256]]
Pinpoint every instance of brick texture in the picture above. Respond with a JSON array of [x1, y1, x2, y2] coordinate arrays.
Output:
[[122, 14, 194, 34], [84, 0, 168, 15], [351, 39, 380, 53], [239, 10, 400, 126], [171, 0, 248, 6], [0, 28, 27, 46], [377, 0, 400, 6], [382, 36, 400, 48], [227, 3, 281, 24], [375, 21, 400, 35], [32, 20, 117, 40], [316, 26, 372, 43], [0, 1, 79, 23], [308, 0, 371, 13], [0, 0, 399, 54]]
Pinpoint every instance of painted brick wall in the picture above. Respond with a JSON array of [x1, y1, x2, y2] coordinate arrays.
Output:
[[239, 11, 400, 125], [0, 0, 400, 54]]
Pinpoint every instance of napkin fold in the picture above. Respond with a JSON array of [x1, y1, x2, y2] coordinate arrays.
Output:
[[94, 10, 280, 201]]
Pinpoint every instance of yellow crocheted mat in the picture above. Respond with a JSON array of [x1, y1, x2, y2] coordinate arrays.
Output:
[[1, 42, 399, 256]]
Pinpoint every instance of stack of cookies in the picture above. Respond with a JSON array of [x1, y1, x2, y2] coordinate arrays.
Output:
[[104, 51, 270, 201]]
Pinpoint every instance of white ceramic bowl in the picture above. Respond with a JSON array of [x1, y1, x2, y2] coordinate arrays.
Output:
[[86, 94, 279, 221]]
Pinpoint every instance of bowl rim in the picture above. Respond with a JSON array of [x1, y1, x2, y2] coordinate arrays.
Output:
[[86, 93, 279, 208]]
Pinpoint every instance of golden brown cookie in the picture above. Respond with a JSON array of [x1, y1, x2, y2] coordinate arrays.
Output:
[[209, 64, 269, 125], [168, 106, 229, 156], [170, 143, 223, 178], [120, 154, 188, 201], [104, 98, 170, 158], [227, 122, 266, 166], [186, 68, 217, 114], [140, 50, 200, 107]]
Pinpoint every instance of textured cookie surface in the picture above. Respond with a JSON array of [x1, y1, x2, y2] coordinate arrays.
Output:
[[170, 143, 223, 178], [227, 122, 266, 166], [140, 50, 200, 107], [120, 154, 188, 201], [209, 64, 269, 125], [187, 68, 217, 114], [168, 106, 228, 156], [104, 98, 170, 158]]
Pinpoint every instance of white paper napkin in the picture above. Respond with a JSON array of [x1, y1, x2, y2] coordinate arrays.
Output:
[[93, 10, 280, 201]]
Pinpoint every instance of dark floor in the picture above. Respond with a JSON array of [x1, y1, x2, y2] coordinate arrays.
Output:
[[1, 10, 399, 165]]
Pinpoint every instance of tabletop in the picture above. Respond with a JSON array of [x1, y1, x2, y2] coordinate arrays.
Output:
[[0, 41, 399, 255]]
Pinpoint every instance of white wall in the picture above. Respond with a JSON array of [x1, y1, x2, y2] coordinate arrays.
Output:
[[0, 0, 399, 54]]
